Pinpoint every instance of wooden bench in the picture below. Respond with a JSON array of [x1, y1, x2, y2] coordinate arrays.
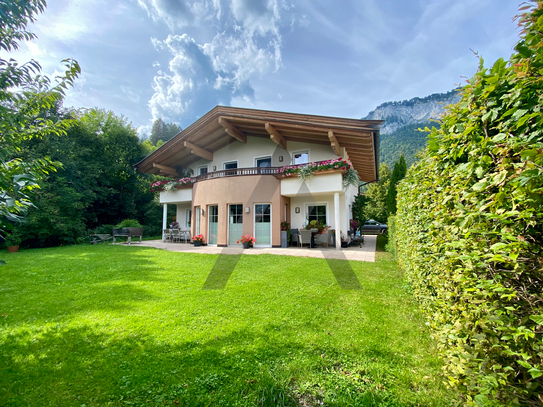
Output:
[[112, 227, 143, 245]]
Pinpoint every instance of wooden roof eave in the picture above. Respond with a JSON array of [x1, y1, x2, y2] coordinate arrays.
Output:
[[135, 106, 383, 175]]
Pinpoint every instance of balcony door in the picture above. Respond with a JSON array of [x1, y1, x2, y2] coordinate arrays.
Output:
[[254, 204, 271, 247], [228, 204, 243, 246], [208, 205, 218, 246]]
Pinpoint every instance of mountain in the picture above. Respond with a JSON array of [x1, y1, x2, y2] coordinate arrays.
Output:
[[363, 89, 461, 167]]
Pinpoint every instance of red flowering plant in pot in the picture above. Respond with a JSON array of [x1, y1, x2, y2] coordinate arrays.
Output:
[[237, 235, 256, 248], [193, 234, 204, 246]]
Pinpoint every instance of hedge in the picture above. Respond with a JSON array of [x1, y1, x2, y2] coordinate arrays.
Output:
[[393, 2, 543, 405]]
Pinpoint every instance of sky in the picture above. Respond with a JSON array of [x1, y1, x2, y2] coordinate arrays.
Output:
[[11, 0, 521, 135]]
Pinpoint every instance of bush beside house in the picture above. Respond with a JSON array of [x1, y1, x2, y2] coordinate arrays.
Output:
[[393, 3, 543, 405]]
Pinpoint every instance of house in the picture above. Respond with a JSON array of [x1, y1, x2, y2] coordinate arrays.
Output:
[[135, 106, 382, 249]]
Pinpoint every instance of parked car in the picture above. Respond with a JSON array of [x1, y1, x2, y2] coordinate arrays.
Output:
[[361, 219, 388, 234]]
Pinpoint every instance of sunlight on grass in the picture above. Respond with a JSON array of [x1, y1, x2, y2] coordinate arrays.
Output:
[[0, 243, 455, 406]]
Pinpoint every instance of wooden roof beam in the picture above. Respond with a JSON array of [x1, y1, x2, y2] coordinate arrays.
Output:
[[183, 141, 213, 161], [328, 130, 341, 156], [152, 163, 178, 177], [265, 122, 287, 149], [218, 117, 247, 143], [226, 116, 375, 137]]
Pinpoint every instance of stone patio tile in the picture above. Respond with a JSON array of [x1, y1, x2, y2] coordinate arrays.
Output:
[[132, 235, 378, 262]]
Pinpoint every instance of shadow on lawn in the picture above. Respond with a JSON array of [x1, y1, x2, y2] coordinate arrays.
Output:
[[0, 246, 170, 325], [0, 323, 409, 407]]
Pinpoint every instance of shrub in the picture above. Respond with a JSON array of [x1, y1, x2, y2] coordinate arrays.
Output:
[[394, 3, 543, 405], [384, 215, 396, 258], [116, 219, 142, 228], [93, 225, 114, 235]]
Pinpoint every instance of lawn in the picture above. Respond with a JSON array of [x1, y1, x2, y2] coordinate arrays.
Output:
[[0, 238, 455, 406]]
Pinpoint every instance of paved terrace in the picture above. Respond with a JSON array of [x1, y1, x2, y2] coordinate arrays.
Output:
[[134, 235, 377, 262]]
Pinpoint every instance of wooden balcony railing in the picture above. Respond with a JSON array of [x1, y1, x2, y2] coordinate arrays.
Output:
[[194, 167, 281, 182]]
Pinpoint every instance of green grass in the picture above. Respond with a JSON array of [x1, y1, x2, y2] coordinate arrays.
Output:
[[0, 237, 455, 406]]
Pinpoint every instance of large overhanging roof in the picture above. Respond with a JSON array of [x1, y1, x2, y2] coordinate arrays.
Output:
[[135, 106, 383, 183]]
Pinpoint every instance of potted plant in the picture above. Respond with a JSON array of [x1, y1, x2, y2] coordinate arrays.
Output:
[[280, 221, 290, 248], [237, 235, 256, 249], [193, 234, 204, 246], [5, 231, 22, 253], [305, 219, 327, 234]]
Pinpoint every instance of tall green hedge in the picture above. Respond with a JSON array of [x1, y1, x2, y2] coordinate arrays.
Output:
[[394, 3, 543, 405]]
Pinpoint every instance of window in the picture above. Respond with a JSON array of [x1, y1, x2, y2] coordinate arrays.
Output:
[[256, 157, 272, 167], [307, 205, 326, 223], [255, 204, 271, 223], [229, 204, 243, 224], [198, 166, 208, 175], [224, 161, 237, 170], [185, 209, 191, 228], [293, 151, 309, 165]]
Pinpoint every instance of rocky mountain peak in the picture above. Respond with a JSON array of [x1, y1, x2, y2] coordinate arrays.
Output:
[[364, 89, 461, 134]]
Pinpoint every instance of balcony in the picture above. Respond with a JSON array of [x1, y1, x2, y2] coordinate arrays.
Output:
[[194, 167, 281, 181]]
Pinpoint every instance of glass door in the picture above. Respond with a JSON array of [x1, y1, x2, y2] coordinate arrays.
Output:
[[228, 204, 243, 246], [254, 204, 271, 247], [208, 205, 218, 245]]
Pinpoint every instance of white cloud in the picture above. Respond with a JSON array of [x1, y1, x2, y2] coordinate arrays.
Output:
[[145, 0, 298, 125]]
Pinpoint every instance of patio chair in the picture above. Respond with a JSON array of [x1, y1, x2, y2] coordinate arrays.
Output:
[[327, 229, 336, 247], [290, 229, 300, 247], [163, 229, 172, 242], [316, 232, 328, 247], [299, 230, 313, 248], [348, 229, 362, 248], [170, 229, 180, 243], [180, 230, 191, 243]]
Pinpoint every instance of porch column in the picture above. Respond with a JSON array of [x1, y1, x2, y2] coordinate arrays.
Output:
[[162, 203, 168, 241], [334, 192, 341, 250]]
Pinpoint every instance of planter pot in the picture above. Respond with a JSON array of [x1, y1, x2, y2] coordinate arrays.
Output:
[[7, 245, 19, 253], [280, 231, 288, 248], [242, 241, 250, 249], [194, 241, 202, 247]]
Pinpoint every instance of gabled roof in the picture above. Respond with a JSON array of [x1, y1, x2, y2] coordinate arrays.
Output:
[[135, 106, 383, 182]]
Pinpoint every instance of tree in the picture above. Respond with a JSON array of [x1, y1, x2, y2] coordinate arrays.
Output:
[[149, 118, 181, 145], [19, 108, 163, 246], [385, 155, 406, 216], [363, 163, 391, 222], [0, 0, 80, 261]]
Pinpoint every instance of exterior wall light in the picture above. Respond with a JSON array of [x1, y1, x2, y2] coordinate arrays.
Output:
[[279, 156, 283, 162], [201, 208, 205, 216], [245, 207, 250, 213], [295, 207, 300, 213], [213, 166, 217, 171]]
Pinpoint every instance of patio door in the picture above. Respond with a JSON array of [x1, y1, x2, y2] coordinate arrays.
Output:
[[254, 204, 271, 247], [208, 205, 218, 245], [228, 204, 243, 246]]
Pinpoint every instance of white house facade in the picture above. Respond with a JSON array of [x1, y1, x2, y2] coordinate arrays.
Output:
[[135, 106, 382, 249]]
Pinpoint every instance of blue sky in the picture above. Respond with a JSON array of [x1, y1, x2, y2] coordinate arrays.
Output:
[[12, 0, 520, 135]]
